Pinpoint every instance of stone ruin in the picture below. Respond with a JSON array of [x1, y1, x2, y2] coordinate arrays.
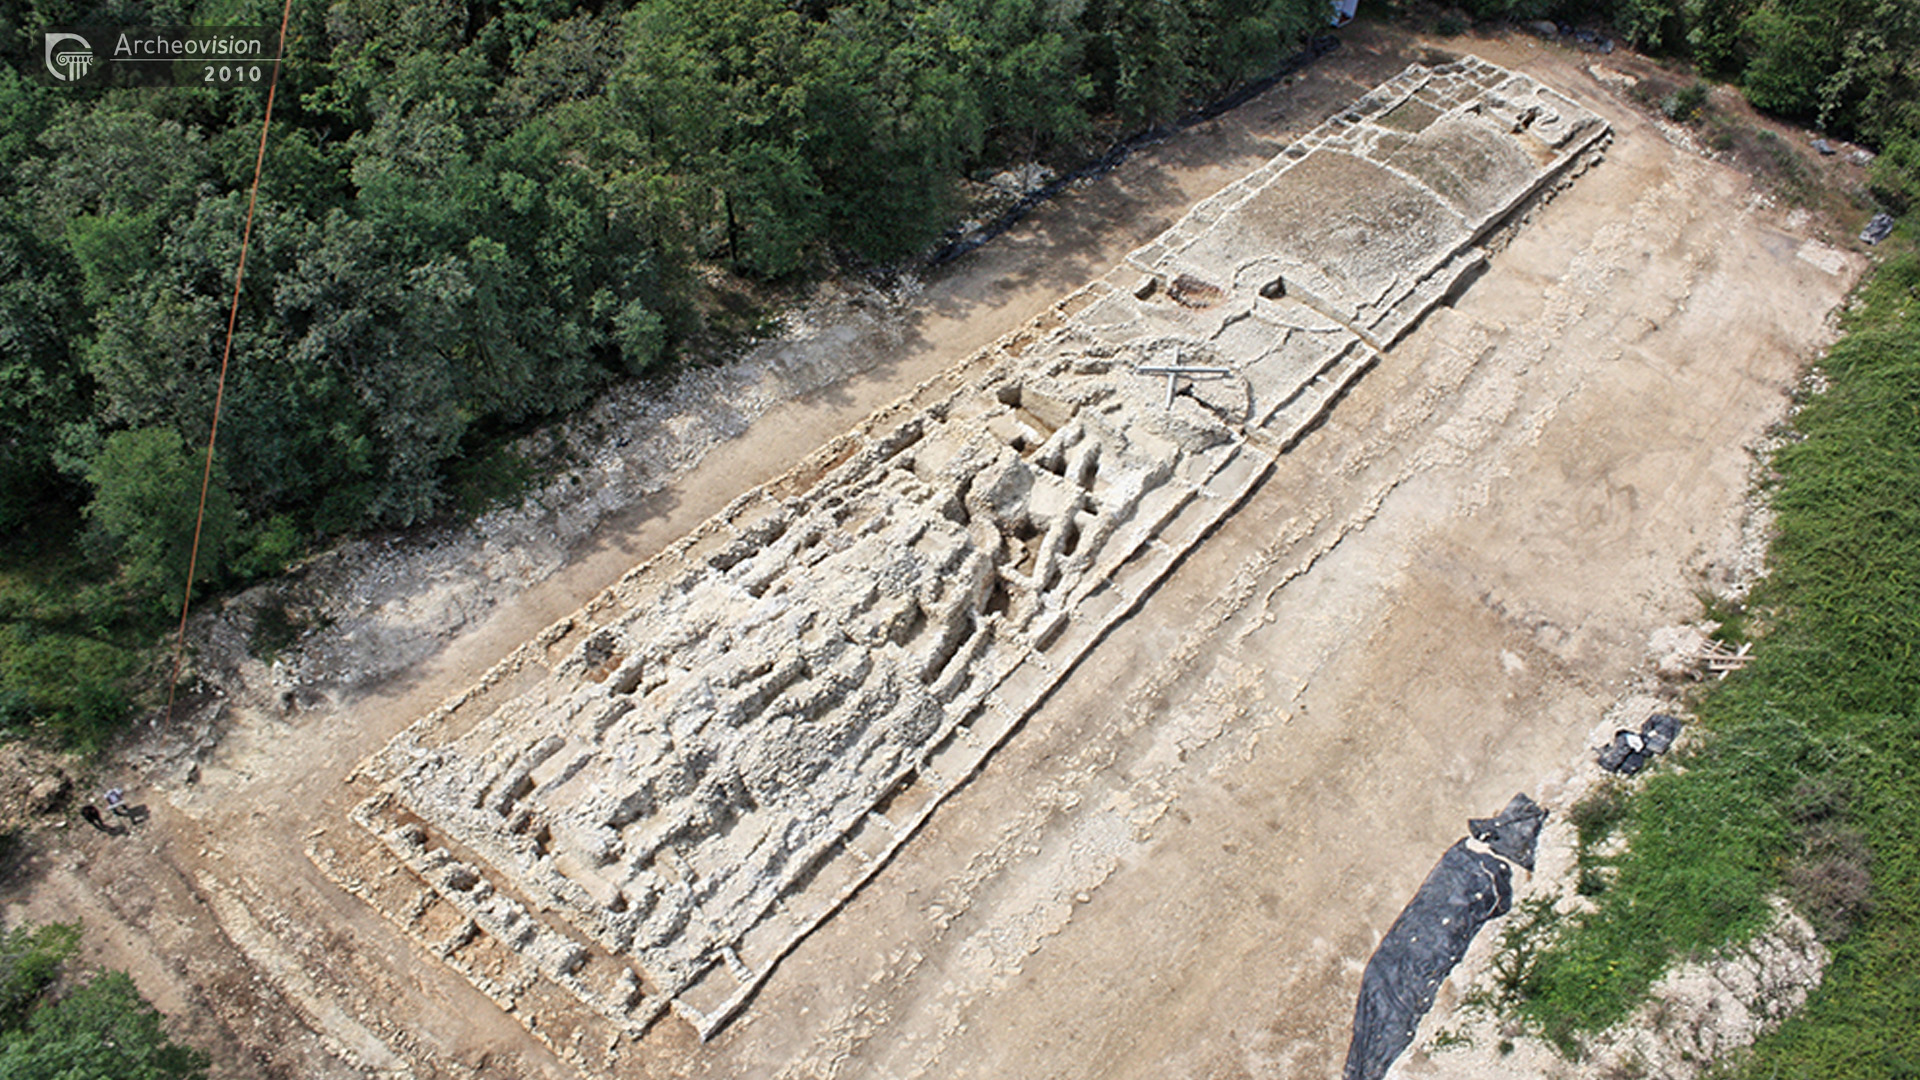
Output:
[[313, 57, 1607, 1072]]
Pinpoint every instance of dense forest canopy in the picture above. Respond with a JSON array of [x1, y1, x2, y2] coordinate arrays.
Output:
[[0, 0, 1914, 749]]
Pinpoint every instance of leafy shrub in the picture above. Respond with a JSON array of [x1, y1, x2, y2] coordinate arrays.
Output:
[[0, 923, 79, 1031], [82, 429, 234, 608], [1869, 137, 1920, 212], [0, 970, 210, 1079], [1659, 81, 1710, 121], [229, 515, 302, 582]]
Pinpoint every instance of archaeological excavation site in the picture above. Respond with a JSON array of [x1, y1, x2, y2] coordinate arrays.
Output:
[[307, 56, 1614, 1075], [11, 18, 1869, 1074]]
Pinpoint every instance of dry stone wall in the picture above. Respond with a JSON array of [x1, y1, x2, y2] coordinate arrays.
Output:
[[328, 56, 1606, 1069]]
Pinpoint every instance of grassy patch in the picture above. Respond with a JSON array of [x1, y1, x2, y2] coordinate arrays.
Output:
[[1499, 237, 1920, 1075], [0, 505, 158, 753], [1694, 587, 1752, 644], [1473, 892, 1563, 1014], [1751, 128, 1818, 205]]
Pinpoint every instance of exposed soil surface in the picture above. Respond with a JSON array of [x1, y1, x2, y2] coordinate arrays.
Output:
[[0, 25, 1866, 1080]]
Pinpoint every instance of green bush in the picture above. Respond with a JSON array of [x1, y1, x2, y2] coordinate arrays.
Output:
[[1659, 81, 1710, 121], [0, 923, 79, 1031], [0, 971, 210, 1080], [0, 923, 209, 1080], [1870, 137, 1920, 211], [83, 428, 234, 609]]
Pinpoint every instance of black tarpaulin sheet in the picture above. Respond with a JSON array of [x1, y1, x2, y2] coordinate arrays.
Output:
[[1598, 713, 1684, 774], [1341, 840, 1515, 1080], [1642, 712, 1681, 754], [1469, 793, 1546, 871]]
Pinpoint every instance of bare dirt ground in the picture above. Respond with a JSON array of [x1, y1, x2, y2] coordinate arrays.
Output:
[[0, 25, 1868, 1080]]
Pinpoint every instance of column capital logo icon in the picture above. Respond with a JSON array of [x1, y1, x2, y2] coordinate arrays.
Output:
[[45, 32, 94, 81]]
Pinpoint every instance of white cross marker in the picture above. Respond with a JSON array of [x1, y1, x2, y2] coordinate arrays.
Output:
[[1135, 364, 1233, 408]]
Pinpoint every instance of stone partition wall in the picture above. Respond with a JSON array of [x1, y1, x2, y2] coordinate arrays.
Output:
[[322, 56, 1607, 1071]]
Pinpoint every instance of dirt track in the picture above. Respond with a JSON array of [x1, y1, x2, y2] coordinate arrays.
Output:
[[0, 27, 1864, 1080]]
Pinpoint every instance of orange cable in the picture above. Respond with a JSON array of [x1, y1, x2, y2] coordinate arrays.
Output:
[[165, 0, 295, 723]]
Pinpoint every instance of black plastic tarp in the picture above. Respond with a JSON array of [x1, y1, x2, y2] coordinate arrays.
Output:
[[1598, 712, 1683, 774], [1469, 793, 1547, 872], [1342, 839, 1514, 1080]]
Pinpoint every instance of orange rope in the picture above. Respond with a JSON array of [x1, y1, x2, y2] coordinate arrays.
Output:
[[166, 0, 295, 723]]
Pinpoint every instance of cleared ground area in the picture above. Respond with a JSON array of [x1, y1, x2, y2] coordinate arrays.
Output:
[[0, 30, 1862, 1080], [327, 57, 1608, 1074]]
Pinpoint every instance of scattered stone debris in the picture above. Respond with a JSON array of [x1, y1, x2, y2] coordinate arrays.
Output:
[[323, 56, 1610, 1068], [1850, 147, 1875, 167], [1568, 28, 1614, 53], [1796, 238, 1850, 276], [27, 773, 70, 814], [1650, 623, 1713, 680], [1588, 64, 1637, 91], [985, 162, 1057, 198], [0, 742, 78, 831], [1861, 211, 1896, 245]]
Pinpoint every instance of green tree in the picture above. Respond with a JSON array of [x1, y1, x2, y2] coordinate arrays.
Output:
[[1611, 0, 1685, 49], [611, 0, 825, 276], [1685, 0, 1757, 75], [0, 923, 79, 1031], [0, 67, 54, 178], [803, 1, 988, 260], [1198, 0, 1330, 83], [29, 100, 211, 228], [971, 0, 1096, 154], [494, 10, 626, 124], [1089, 0, 1200, 126], [273, 210, 467, 528], [0, 208, 84, 529], [1738, 0, 1880, 120], [0, 971, 210, 1080], [83, 428, 235, 604]]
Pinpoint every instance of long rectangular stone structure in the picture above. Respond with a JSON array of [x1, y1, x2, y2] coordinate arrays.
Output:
[[323, 56, 1606, 1071]]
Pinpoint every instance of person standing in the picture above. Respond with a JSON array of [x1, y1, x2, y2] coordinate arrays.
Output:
[[79, 804, 111, 832]]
